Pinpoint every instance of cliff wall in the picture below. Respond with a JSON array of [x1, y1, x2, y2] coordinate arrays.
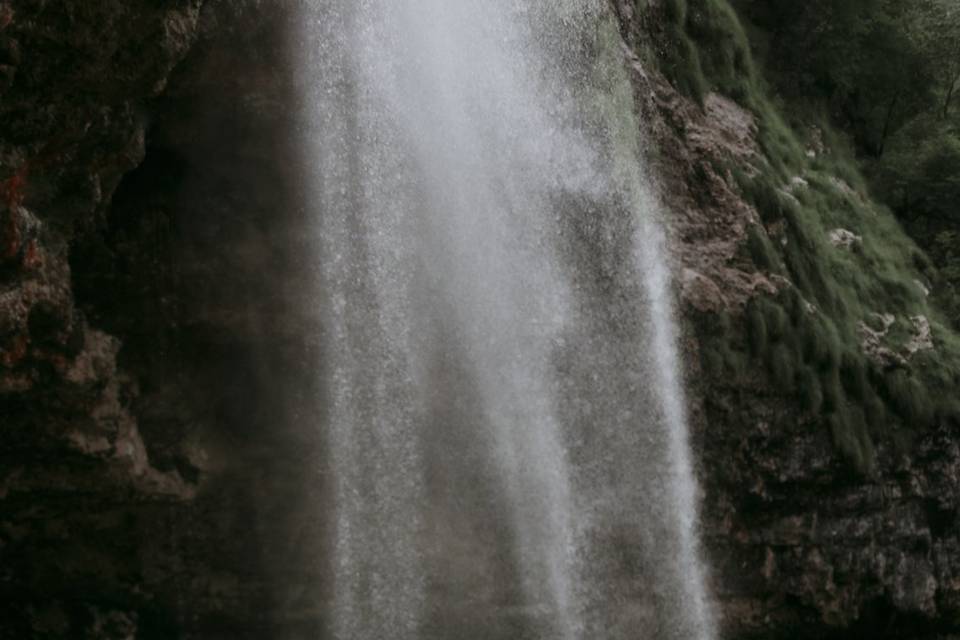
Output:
[[1, 1, 958, 638]]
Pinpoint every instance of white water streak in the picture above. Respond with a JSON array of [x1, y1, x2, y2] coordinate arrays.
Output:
[[296, 1, 716, 638]]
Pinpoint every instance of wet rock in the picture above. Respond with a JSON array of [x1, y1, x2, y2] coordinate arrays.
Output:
[[626, 19, 960, 638], [4, 2, 959, 639], [1, 2, 323, 637]]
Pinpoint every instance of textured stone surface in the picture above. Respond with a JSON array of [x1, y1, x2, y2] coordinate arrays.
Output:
[[0, 2, 326, 637], [614, 4, 960, 637], [2, 1, 959, 638]]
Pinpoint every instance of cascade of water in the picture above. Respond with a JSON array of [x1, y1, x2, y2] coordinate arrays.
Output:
[[297, 1, 716, 639]]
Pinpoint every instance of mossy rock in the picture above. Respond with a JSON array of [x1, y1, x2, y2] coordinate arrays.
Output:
[[839, 352, 870, 402], [767, 343, 796, 392], [746, 299, 768, 356], [651, 0, 960, 467], [746, 224, 781, 272], [798, 313, 842, 370], [761, 299, 790, 341], [882, 369, 933, 427], [798, 367, 824, 414], [821, 368, 844, 413], [829, 409, 876, 475]]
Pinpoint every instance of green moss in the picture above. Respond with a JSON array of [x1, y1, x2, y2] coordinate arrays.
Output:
[[761, 298, 789, 341], [662, 30, 709, 102], [782, 231, 833, 303], [746, 299, 768, 356], [663, 0, 687, 24], [649, 0, 960, 464], [746, 224, 781, 272], [684, 0, 756, 100], [756, 109, 806, 176], [829, 409, 876, 475], [882, 370, 932, 427], [798, 367, 824, 414], [798, 313, 841, 370], [937, 396, 960, 426], [913, 250, 934, 274], [768, 343, 796, 391], [654, 0, 760, 104], [780, 286, 805, 318], [863, 393, 889, 435], [699, 312, 752, 379], [821, 368, 844, 413], [736, 173, 786, 223], [839, 352, 869, 402]]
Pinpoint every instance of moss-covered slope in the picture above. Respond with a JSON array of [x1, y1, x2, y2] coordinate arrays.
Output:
[[647, 0, 960, 474], [613, 0, 960, 636]]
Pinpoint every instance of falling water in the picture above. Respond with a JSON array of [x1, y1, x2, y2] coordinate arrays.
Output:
[[296, 1, 715, 639]]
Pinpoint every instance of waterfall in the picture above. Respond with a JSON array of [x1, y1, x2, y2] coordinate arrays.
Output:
[[297, 1, 716, 638]]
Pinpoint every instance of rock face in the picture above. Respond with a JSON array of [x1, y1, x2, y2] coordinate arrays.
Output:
[[613, 4, 960, 638], [2, 2, 327, 637], [2, 1, 959, 639]]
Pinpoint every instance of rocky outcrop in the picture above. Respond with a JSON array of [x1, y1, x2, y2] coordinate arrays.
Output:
[[1, 2, 205, 636], [616, 4, 960, 637], [3, 1, 959, 638], [1, 2, 327, 637]]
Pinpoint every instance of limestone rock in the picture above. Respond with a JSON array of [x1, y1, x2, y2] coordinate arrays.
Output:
[[829, 228, 863, 250]]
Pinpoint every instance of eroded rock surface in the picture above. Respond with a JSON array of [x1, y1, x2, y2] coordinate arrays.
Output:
[[3, 1, 959, 639], [616, 4, 960, 637], [1, 2, 325, 638]]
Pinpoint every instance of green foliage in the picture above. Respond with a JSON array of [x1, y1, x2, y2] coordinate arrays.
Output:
[[863, 393, 889, 435], [761, 298, 789, 340], [738, 0, 960, 336], [739, 0, 939, 155], [798, 367, 824, 414], [768, 343, 796, 391], [650, 0, 960, 471], [799, 313, 842, 370], [746, 299, 768, 356], [685, 0, 756, 100], [745, 224, 780, 272], [829, 409, 876, 474], [840, 352, 869, 401], [869, 117, 960, 329], [738, 174, 785, 223], [699, 312, 752, 379], [821, 368, 844, 413], [882, 369, 933, 426], [656, 0, 758, 103], [663, 0, 687, 24]]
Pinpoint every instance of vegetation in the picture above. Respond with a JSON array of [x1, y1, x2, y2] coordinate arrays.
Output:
[[737, 0, 960, 326], [646, 0, 960, 473]]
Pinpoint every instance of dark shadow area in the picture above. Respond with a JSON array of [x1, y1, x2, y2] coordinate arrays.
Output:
[[62, 2, 329, 637]]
